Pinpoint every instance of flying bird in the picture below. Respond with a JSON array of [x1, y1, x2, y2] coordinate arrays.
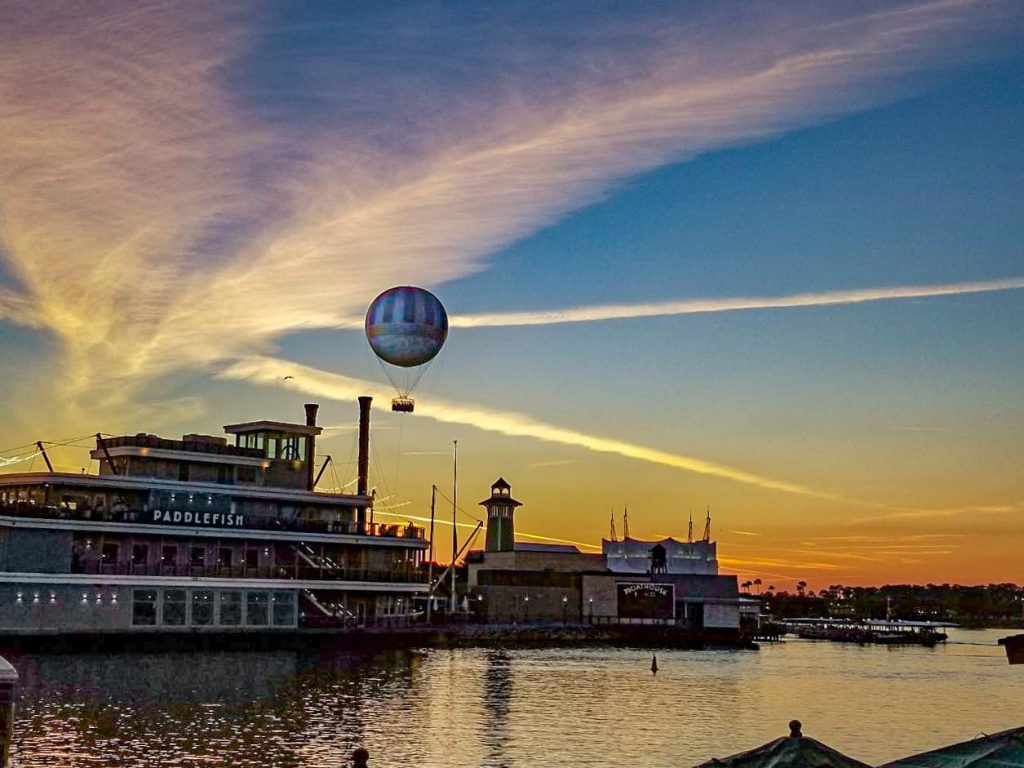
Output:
[[283, 375, 294, 380]]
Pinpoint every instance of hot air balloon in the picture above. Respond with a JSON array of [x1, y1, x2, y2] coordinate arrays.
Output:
[[365, 286, 448, 413]]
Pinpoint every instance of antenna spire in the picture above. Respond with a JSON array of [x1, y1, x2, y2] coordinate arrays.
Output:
[[623, 505, 630, 539], [609, 509, 618, 542], [688, 510, 693, 543], [702, 506, 711, 542]]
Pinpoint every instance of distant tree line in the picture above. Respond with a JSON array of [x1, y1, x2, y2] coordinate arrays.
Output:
[[738, 581, 1024, 627]]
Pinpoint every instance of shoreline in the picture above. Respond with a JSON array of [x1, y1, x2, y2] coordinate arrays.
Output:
[[0, 622, 754, 654]]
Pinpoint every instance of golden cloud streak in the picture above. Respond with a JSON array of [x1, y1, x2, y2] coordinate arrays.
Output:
[[852, 503, 1021, 523], [718, 556, 842, 572], [221, 357, 1017, 522], [221, 356, 851, 502]]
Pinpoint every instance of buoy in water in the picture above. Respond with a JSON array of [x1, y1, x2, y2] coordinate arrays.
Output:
[[651, 654, 659, 674]]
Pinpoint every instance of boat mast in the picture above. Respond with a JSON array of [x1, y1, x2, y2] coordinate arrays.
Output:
[[35, 441, 54, 473], [427, 484, 436, 622], [96, 434, 118, 474], [450, 440, 458, 614]]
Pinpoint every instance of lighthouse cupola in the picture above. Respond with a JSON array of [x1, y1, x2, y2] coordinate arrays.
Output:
[[480, 477, 522, 553]]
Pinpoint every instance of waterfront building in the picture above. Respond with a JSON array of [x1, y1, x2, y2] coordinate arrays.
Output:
[[0, 399, 428, 636], [603, 536, 718, 575], [466, 479, 741, 635]]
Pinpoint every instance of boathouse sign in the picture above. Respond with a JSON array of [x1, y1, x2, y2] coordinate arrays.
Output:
[[617, 582, 674, 620], [151, 510, 246, 528]]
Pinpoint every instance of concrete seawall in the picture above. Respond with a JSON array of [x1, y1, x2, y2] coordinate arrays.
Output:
[[0, 623, 752, 653], [405, 623, 751, 649]]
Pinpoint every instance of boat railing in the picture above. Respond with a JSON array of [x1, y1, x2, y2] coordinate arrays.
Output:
[[69, 560, 428, 584], [100, 434, 265, 458], [587, 616, 694, 627], [0, 500, 424, 540]]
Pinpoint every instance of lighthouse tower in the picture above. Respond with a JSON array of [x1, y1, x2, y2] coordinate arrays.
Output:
[[480, 478, 522, 553]]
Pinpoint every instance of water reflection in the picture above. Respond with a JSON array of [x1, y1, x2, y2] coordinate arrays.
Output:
[[482, 651, 512, 767], [8, 630, 1023, 768]]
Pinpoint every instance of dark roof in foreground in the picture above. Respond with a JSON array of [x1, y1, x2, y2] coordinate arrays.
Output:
[[695, 722, 870, 768], [879, 726, 1024, 768]]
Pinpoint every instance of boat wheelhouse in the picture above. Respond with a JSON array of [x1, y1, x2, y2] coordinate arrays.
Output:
[[0, 398, 428, 635]]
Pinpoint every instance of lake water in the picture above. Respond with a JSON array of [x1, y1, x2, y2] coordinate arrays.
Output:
[[7, 628, 1022, 767]]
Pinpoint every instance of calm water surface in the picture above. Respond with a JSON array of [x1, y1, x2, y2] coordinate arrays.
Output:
[[8, 629, 1022, 767]]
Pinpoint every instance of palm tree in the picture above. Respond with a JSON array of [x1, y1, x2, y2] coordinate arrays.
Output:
[[753, 578, 762, 595], [741, 580, 753, 593]]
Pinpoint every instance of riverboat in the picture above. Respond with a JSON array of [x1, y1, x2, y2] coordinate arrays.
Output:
[[0, 398, 429, 637]]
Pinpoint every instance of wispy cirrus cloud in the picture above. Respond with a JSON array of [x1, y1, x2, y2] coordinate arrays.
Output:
[[719, 556, 843, 572], [0, 0, 266, 417], [530, 459, 579, 468], [797, 534, 958, 542], [2, 0, 1022, 429], [722, 532, 963, 582], [0, 286, 40, 328], [446, 278, 1024, 329], [853, 503, 1021, 523]]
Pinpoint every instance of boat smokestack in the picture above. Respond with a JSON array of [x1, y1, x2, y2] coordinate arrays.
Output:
[[304, 403, 319, 427], [304, 404, 319, 491], [357, 396, 372, 525]]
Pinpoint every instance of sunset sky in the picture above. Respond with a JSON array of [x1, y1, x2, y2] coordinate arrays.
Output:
[[1, 1, 1022, 589]]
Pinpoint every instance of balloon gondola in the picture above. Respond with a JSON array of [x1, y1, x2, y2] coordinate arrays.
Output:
[[365, 286, 448, 413], [391, 397, 415, 413]]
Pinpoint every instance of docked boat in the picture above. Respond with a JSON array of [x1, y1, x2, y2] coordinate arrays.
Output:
[[0, 398, 429, 637], [785, 618, 953, 646]]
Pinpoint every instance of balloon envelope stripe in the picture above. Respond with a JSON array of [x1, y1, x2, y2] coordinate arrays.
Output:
[[365, 286, 448, 369]]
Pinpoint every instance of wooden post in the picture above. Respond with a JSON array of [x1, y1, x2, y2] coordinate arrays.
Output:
[[0, 655, 18, 768]]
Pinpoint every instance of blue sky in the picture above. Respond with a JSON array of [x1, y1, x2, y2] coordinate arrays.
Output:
[[1, 1, 1022, 586]]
